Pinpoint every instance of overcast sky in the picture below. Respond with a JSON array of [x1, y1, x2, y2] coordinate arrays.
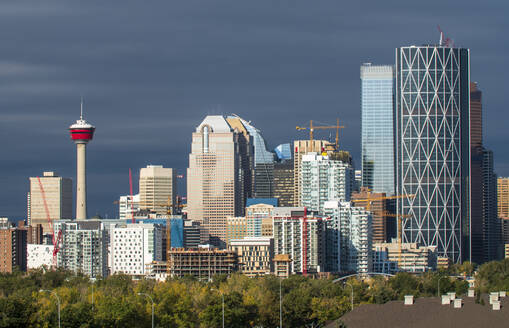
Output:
[[1, 0, 508, 219]]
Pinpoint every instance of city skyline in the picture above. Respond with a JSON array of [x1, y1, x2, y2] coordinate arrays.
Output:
[[1, 1, 508, 219]]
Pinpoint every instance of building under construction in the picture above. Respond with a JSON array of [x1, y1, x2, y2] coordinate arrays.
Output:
[[167, 247, 238, 280]]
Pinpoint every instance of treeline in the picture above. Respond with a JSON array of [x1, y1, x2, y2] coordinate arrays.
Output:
[[5, 260, 506, 328]]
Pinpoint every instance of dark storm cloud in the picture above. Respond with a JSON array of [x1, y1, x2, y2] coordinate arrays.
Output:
[[1, 0, 508, 218]]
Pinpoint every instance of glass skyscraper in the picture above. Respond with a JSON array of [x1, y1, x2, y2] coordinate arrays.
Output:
[[395, 45, 470, 263], [361, 64, 395, 196]]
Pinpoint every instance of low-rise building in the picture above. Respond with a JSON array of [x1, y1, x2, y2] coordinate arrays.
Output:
[[168, 247, 238, 280], [229, 237, 274, 276], [372, 240, 437, 274], [273, 254, 292, 278], [27, 244, 53, 269]]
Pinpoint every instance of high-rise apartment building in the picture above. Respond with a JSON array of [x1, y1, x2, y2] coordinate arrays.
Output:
[[246, 203, 275, 237], [396, 45, 470, 263], [0, 227, 27, 273], [139, 165, 176, 215], [324, 201, 372, 274], [55, 220, 107, 278], [187, 115, 253, 245], [110, 223, 164, 276], [28, 172, 72, 233], [273, 209, 326, 274], [300, 152, 353, 214], [293, 140, 329, 207], [360, 64, 395, 196]]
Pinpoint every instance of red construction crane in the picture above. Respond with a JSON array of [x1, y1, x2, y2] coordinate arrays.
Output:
[[36, 176, 62, 266], [437, 25, 453, 47]]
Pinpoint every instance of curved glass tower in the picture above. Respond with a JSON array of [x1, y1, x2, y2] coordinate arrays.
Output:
[[396, 45, 470, 263]]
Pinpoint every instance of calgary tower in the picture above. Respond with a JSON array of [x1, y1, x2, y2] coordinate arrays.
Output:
[[69, 99, 95, 220]]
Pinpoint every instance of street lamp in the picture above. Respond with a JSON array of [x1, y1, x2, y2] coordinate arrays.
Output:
[[40, 289, 61, 328], [437, 276, 449, 298], [211, 288, 225, 328], [279, 278, 283, 328], [345, 283, 354, 311], [138, 293, 154, 328]]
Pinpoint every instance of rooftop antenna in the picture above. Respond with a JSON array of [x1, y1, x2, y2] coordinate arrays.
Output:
[[80, 96, 84, 120]]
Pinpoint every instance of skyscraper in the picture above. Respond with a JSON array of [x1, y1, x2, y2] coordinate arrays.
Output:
[[228, 115, 274, 198], [396, 44, 470, 263], [187, 115, 252, 245], [469, 83, 500, 263], [360, 63, 395, 196], [28, 172, 72, 233], [499, 177, 509, 219], [273, 161, 294, 207], [139, 165, 176, 215]]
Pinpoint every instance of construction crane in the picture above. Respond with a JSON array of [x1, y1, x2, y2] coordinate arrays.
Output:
[[351, 193, 415, 269], [36, 177, 62, 267], [296, 119, 345, 150], [437, 25, 453, 47]]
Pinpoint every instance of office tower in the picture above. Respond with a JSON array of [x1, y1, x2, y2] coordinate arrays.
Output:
[[469, 82, 500, 263], [0, 227, 27, 272], [293, 140, 329, 206], [360, 64, 395, 196], [273, 161, 294, 207], [498, 178, 509, 219], [228, 237, 274, 277], [229, 115, 274, 198], [28, 172, 72, 232], [111, 223, 164, 276], [300, 152, 353, 214], [69, 104, 95, 220], [226, 217, 248, 244], [396, 44, 470, 263], [187, 115, 252, 245], [324, 201, 372, 273], [55, 220, 107, 278], [139, 165, 176, 215], [351, 187, 389, 243], [118, 194, 140, 220]]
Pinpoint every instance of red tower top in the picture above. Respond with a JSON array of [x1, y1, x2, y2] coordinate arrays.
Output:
[[69, 99, 95, 143]]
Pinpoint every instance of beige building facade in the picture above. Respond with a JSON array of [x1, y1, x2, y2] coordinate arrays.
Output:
[[498, 177, 509, 219], [229, 237, 274, 277], [187, 115, 252, 245], [28, 171, 72, 232], [139, 165, 176, 215]]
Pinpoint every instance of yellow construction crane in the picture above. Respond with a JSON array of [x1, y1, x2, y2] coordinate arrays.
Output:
[[296, 118, 345, 150], [351, 193, 415, 269]]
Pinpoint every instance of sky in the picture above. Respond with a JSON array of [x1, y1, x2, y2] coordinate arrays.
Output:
[[1, 0, 508, 219]]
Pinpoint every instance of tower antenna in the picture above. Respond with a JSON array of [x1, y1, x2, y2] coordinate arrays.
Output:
[[80, 97, 84, 120]]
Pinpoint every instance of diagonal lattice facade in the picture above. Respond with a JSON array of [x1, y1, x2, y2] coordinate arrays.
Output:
[[396, 46, 470, 263]]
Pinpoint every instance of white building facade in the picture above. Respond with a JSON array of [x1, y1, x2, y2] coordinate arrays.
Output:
[[110, 223, 163, 276], [300, 153, 353, 214], [324, 201, 372, 274], [27, 244, 53, 269], [118, 194, 140, 220]]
